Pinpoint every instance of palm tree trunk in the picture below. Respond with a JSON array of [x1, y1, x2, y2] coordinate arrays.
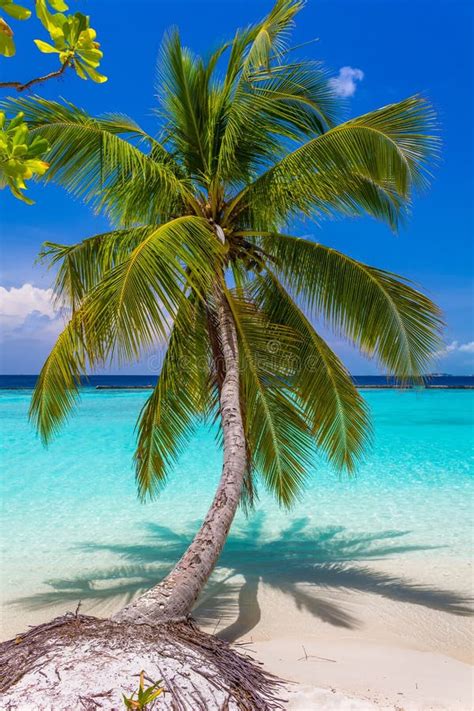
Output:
[[114, 281, 247, 625]]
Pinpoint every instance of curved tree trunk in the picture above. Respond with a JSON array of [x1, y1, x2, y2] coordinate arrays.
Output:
[[115, 280, 247, 625], [0, 280, 287, 710]]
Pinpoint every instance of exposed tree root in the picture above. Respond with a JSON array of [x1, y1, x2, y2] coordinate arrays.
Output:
[[0, 612, 287, 710]]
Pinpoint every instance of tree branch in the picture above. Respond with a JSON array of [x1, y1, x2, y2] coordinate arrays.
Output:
[[0, 61, 71, 92]]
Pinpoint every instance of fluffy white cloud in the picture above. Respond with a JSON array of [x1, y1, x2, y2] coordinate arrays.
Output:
[[435, 340, 474, 358], [0, 284, 62, 339], [329, 66, 364, 98]]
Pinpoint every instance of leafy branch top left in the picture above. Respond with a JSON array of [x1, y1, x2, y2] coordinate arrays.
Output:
[[0, 0, 107, 85]]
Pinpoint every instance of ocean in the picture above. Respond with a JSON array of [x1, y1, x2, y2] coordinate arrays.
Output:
[[1, 374, 474, 389], [1, 379, 473, 639]]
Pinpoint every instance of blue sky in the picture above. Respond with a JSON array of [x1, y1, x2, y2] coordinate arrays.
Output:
[[1, 0, 473, 374]]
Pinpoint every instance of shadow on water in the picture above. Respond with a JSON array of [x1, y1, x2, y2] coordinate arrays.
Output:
[[11, 514, 473, 641]]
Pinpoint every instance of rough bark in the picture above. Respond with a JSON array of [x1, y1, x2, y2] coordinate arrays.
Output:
[[114, 279, 247, 625]]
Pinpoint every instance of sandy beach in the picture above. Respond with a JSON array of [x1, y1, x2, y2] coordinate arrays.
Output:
[[3, 553, 472, 709], [197, 555, 473, 710]]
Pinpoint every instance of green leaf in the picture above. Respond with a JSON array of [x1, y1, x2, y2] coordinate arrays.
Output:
[[0, 111, 50, 203], [257, 234, 443, 379], [0, 19, 15, 57], [252, 270, 371, 471], [73, 59, 87, 80], [226, 96, 439, 230], [134, 294, 213, 499], [79, 62, 108, 83], [30, 217, 224, 443], [76, 48, 102, 67], [48, 0, 68, 10], [34, 38, 59, 53], [0, 96, 192, 225], [2, 2, 31, 20]]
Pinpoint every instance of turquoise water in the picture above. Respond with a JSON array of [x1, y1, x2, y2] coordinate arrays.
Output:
[[1, 388, 473, 635]]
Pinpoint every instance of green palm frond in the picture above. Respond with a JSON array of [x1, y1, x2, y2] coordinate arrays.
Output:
[[81, 217, 223, 364], [252, 270, 370, 470], [40, 229, 149, 311], [214, 0, 333, 186], [0, 96, 194, 224], [30, 218, 224, 443], [242, 0, 304, 73], [29, 311, 92, 443], [135, 295, 212, 499], [257, 234, 443, 378], [226, 289, 314, 506], [236, 172, 405, 232], [249, 61, 337, 137], [226, 95, 438, 227], [156, 30, 212, 179], [215, 60, 338, 187]]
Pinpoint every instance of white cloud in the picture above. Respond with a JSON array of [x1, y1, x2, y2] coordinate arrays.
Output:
[[0, 283, 63, 339], [329, 66, 364, 98], [435, 340, 474, 358]]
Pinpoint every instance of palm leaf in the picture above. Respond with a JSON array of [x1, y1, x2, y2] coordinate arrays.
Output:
[[252, 270, 371, 470], [156, 30, 212, 179], [0, 96, 195, 224], [135, 295, 212, 499], [29, 312, 94, 443], [256, 234, 443, 378], [31, 218, 224, 442], [225, 95, 438, 225], [236, 172, 405, 231], [82, 217, 223, 364], [40, 229, 149, 311]]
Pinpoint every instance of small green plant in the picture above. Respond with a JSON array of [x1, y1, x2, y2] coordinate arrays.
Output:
[[122, 671, 164, 710], [0, 109, 49, 202]]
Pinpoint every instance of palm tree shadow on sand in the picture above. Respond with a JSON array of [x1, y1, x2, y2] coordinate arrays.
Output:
[[11, 513, 472, 642]]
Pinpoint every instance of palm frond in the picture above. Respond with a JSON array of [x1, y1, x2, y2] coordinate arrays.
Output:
[[40, 229, 149, 311], [226, 95, 438, 226], [156, 30, 212, 180], [30, 218, 224, 443], [216, 60, 338, 187], [236, 172, 406, 232], [29, 312, 92, 443], [242, 0, 304, 73], [135, 295, 212, 499], [257, 234, 443, 378], [0, 96, 194, 224], [252, 270, 371, 470], [82, 217, 224, 365], [213, 0, 334, 186]]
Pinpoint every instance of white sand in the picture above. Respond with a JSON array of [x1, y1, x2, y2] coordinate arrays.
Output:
[[3, 555, 473, 709], [196, 556, 473, 710]]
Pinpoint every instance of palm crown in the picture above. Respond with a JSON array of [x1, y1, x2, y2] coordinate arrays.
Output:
[[5, 0, 441, 507]]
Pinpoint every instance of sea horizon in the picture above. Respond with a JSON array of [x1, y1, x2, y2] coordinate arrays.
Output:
[[1, 373, 474, 389]]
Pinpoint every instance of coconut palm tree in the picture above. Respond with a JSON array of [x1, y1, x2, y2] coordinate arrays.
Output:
[[3, 0, 441, 627]]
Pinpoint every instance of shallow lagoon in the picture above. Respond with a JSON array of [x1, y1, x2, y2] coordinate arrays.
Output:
[[1, 388, 473, 638]]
